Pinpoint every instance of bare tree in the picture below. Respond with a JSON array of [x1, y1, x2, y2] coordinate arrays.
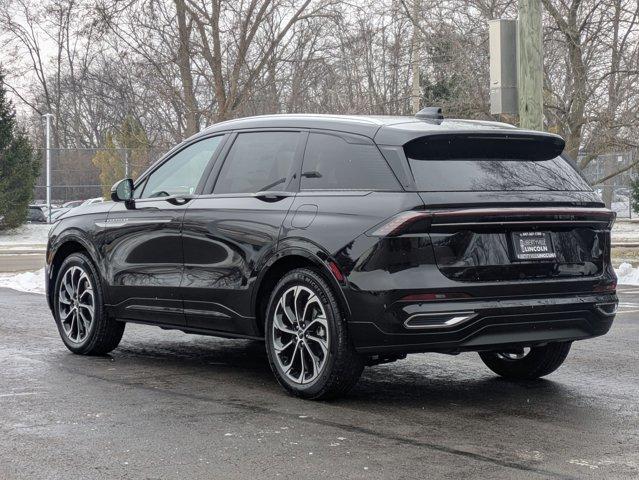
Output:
[[0, 0, 637, 197]]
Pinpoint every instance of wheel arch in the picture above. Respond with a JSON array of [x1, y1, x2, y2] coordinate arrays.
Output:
[[47, 234, 102, 311], [252, 248, 351, 337]]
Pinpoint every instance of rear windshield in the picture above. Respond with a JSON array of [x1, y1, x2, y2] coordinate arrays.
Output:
[[405, 135, 591, 192]]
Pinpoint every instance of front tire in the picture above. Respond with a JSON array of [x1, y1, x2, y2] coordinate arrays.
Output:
[[479, 342, 572, 380], [265, 268, 364, 400], [53, 253, 125, 355]]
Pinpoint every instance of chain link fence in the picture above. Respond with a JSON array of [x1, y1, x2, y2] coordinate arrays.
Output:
[[32, 148, 166, 205], [581, 150, 637, 218], [30, 146, 638, 217]]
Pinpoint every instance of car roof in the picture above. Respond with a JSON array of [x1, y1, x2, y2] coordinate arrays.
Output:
[[198, 113, 562, 146]]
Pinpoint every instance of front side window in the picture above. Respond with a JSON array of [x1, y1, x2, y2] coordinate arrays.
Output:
[[301, 132, 399, 191], [213, 131, 300, 194], [140, 136, 222, 198]]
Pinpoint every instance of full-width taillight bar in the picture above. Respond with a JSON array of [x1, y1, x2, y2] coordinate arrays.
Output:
[[368, 207, 615, 237]]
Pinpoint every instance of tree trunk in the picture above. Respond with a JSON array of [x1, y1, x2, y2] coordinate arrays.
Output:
[[175, 0, 199, 137]]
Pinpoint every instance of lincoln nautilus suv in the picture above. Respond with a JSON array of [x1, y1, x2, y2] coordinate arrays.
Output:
[[46, 109, 617, 399]]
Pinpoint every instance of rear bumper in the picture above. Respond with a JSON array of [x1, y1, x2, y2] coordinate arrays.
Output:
[[348, 292, 617, 354]]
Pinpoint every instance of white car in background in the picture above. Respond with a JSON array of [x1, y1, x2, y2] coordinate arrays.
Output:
[[62, 200, 84, 209], [80, 197, 104, 206], [47, 198, 104, 222]]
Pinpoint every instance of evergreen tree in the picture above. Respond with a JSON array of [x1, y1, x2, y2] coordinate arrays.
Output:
[[0, 69, 40, 230]]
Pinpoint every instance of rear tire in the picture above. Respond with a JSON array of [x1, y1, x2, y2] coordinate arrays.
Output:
[[479, 342, 572, 380], [53, 253, 125, 355], [265, 268, 364, 400]]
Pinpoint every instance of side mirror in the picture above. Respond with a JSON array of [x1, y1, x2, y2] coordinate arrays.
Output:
[[111, 178, 134, 203]]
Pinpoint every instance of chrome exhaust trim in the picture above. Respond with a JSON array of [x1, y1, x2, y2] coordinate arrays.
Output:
[[595, 302, 618, 317], [404, 311, 476, 330]]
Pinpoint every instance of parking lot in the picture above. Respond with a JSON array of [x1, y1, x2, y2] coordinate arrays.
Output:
[[0, 285, 637, 480]]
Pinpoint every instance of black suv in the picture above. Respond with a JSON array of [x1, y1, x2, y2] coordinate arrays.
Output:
[[46, 111, 617, 399]]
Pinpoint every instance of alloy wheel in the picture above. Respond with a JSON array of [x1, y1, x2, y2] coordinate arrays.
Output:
[[58, 265, 95, 343], [496, 347, 531, 361], [272, 285, 330, 384]]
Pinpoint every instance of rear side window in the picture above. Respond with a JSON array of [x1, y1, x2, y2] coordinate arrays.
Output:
[[214, 131, 300, 194], [405, 135, 591, 192], [301, 132, 400, 191]]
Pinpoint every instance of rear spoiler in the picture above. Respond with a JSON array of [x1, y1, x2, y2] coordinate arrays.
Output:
[[374, 125, 565, 151], [404, 133, 565, 162]]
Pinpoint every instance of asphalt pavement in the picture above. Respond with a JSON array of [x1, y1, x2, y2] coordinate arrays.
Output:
[[0, 285, 638, 480], [0, 253, 45, 273]]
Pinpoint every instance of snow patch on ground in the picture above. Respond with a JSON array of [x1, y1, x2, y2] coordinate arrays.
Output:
[[615, 263, 639, 286], [0, 267, 46, 294], [0, 224, 50, 248]]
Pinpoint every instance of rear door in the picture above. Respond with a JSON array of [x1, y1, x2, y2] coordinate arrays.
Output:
[[282, 130, 422, 257], [181, 130, 305, 335], [403, 134, 611, 284], [104, 135, 225, 325]]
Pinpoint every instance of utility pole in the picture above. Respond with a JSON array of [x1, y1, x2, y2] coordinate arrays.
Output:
[[489, 19, 518, 117], [42, 113, 54, 223], [410, 0, 421, 114], [517, 0, 544, 130]]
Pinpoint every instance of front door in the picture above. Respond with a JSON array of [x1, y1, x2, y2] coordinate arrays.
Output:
[[103, 135, 225, 325], [181, 130, 305, 335]]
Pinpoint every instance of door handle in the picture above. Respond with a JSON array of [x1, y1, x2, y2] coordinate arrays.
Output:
[[166, 195, 195, 206], [254, 191, 293, 202]]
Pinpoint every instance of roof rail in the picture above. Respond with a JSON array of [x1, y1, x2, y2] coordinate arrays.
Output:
[[415, 107, 444, 123]]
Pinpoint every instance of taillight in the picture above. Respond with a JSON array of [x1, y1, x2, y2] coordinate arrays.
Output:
[[593, 280, 617, 293], [368, 211, 430, 237]]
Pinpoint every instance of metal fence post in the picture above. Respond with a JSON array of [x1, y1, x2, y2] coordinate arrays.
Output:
[[124, 148, 130, 178], [42, 113, 54, 223]]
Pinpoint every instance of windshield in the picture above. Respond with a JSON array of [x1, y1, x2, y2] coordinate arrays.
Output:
[[404, 135, 591, 192]]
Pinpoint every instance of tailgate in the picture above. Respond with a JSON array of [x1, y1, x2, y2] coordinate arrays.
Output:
[[424, 207, 614, 282]]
